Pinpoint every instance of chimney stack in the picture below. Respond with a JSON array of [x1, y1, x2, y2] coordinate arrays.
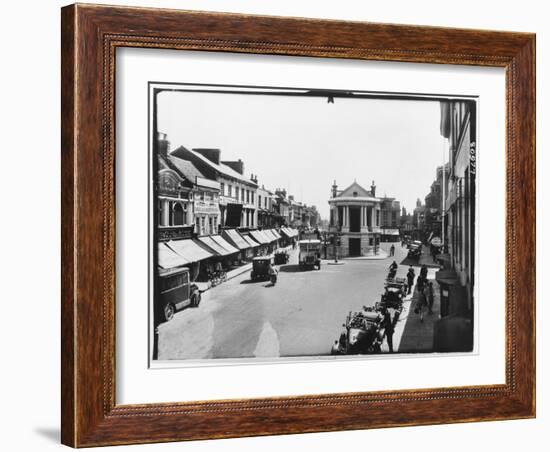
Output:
[[371, 180, 376, 197], [193, 148, 221, 165], [221, 158, 244, 175], [157, 132, 170, 157]]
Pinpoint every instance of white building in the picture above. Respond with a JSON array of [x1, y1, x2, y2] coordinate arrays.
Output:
[[328, 181, 382, 257]]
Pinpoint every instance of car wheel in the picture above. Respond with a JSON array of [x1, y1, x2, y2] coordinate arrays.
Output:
[[164, 303, 175, 322]]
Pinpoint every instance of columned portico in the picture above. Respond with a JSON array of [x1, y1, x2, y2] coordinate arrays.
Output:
[[328, 181, 382, 257]]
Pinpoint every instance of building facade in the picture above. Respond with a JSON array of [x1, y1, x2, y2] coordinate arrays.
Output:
[[256, 185, 275, 228], [328, 181, 381, 257], [273, 188, 291, 226], [438, 99, 476, 319], [170, 147, 258, 230], [379, 197, 401, 228], [156, 135, 195, 241], [441, 101, 476, 289]]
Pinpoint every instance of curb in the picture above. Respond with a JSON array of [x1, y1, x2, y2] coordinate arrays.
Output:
[[196, 263, 253, 293]]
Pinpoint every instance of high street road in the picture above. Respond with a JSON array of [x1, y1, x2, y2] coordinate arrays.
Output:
[[156, 243, 432, 361]]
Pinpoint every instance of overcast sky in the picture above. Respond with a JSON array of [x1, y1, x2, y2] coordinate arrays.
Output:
[[157, 89, 447, 219]]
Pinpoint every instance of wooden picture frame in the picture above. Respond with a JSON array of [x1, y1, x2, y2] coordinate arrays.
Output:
[[61, 3, 535, 447]]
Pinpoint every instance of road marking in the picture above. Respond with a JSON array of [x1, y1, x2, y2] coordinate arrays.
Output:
[[253, 321, 280, 358]]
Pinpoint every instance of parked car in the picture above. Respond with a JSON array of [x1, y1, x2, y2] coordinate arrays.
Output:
[[407, 240, 423, 259], [157, 267, 201, 323]]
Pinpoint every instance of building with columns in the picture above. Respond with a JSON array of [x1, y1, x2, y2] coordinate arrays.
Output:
[[328, 180, 382, 257]]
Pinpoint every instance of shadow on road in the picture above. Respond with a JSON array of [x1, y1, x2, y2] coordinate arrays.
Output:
[[240, 279, 261, 285], [400, 256, 440, 268], [278, 264, 303, 273]]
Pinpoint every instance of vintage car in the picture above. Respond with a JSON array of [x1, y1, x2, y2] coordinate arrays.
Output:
[[157, 267, 201, 323], [377, 286, 406, 314], [298, 239, 321, 270], [407, 240, 423, 259], [335, 309, 384, 355], [250, 256, 274, 281]]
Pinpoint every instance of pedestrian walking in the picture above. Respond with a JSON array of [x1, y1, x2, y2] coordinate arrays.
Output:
[[416, 274, 426, 292], [390, 244, 395, 256], [427, 281, 434, 314], [382, 308, 395, 353], [406, 266, 415, 294], [414, 283, 428, 322], [420, 264, 428, 280], [431, 245, 438, 263]]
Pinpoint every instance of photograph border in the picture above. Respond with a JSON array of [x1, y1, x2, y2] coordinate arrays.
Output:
[[147, 81, 480, 367], [61, 4, 535, 447]]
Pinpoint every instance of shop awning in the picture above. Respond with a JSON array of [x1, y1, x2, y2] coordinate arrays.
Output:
[[167, 238, 213, 263], [270, 229, 282, 239], [249, 230, 271, 245], [262, 229, 279, 242], [210, 235, 239, 255], [222, 229, 249, 250], [158, 242, 189, 269], [281, 227, 298, 238], [242, 234, 260, 248], [197, 236, 233, 256]]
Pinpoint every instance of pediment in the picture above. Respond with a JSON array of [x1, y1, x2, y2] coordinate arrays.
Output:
[[338, 181, 372, 198]]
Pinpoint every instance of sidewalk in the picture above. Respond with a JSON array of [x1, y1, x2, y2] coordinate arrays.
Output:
[[195, 262, 252, 292], [393, 271, 440, 353]]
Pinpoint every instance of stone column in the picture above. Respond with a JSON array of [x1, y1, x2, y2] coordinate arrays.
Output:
[[344, 206, 349, 228], [162, 199, 170, 226]]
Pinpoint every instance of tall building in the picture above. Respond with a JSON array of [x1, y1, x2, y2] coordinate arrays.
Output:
[[379, 197, 401, 228], [437, 99, 476, 328], [328, 180, 381, 257], [424, 164, 449, 240]]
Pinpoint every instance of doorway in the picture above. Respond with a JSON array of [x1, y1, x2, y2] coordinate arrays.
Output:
[[349, 238, 361, 256]]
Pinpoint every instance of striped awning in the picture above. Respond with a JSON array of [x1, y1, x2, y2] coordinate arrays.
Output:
[[197, 236, 233, 256], [167, 239, 213, 263], [222, 229, 249, 250], [158, 242, 188, 269], [262, 229, 279, 242], [242, 234, 260, 248], [249, 230, 271, 245], [210, 235, 239, 255]]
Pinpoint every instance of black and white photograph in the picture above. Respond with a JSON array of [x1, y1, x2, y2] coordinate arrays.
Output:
[[150, 83, 477, 363]]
